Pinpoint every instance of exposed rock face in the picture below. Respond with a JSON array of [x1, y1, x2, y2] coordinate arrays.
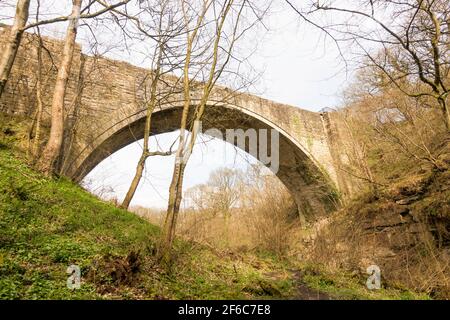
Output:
[[300, 170, 450, 298]]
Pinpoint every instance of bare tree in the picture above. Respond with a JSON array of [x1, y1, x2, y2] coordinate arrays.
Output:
[[286, 0, 450, 130], [158, 0, 212, 263], [158, 0, 266, 263], [0, 0, 131, 101], [180, 165, 297, 256], [121, 0, 183, 209], [36, 0, 83, 175], [28, 0, 53, 159], [31, 0, 134, 175], [30, 33, 44, 158], [184, 167, 243, 215], [340, 67, 448, 178], [184, 183, 212, 211], [207, 167, 242, 217]]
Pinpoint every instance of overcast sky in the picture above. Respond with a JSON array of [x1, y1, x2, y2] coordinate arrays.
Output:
[[1, 1, 352, 209]]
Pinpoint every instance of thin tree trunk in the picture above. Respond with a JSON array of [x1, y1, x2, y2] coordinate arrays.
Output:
[[37, 0, 82, 175], [0, 0, 31, 99], [158, 50, 193, 263], [158, 98, 190, 262], [121, 36, 165, 209], [121, 154, 146, 210], [27, 44, 44, 159], [32, 33, 45, 158], [439, 97, 450, 131], [59, 54, 86, 175], [158, 16, 196, 262], [159, 161, 186, 262]]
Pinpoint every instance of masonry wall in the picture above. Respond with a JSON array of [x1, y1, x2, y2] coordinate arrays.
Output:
[[0, 25, 82, 117]]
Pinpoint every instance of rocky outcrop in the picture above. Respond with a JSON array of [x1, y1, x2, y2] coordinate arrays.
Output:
[[299, 169, 450, 298]]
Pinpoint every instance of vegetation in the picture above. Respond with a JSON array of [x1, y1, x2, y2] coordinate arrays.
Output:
[[303, 171, 450, 297], [175, 166, 299, 257], [297, 66, 450, 299], [277, 1, 449, 299], [0, 139, 299, 299], [1, 115, 437, 300], [134, 158, 443, 300], [0, 0, 448, 300], [297, 263, 431, 300], [1, 0, 269, 262]]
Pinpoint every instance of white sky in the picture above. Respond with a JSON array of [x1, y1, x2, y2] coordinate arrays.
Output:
[[1, 1, 353, 209]]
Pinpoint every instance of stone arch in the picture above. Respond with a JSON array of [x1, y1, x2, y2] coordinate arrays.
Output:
[[0, 27, 349, 220], [69, 102, 339, 220]]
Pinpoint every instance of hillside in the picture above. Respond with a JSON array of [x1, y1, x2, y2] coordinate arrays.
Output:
[[299, 137, 450, 299], [4, 113, 446, 299], [6, 110, 447, 300], [0, 143, 304, 299], [0, 145, 436, 300]]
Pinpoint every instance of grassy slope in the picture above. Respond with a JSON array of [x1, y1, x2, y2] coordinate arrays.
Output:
[[0, 146, 432, 300], [0, 145, 297, 299], [0, 114, 435, 300], [295, 149, 450, 300]]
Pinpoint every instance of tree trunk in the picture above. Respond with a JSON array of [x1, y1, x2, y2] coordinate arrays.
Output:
[[157, 73, 191, 263], [440, 97, 450, 132], [31, 35, 45, 158], [121, 42, 163, 209], [158, 0, 236, 264], [157, 6, 195, 261], [121, 154, 146, 210], [158, 76, 191, 262], [58, 54, 86, 175], [159, 160, 186, 263], [0, 0, 31, 99], [37, 0, 82, 175]]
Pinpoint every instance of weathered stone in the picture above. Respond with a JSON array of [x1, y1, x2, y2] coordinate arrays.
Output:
[[395, 196, 420, 205], [0, 25, 357, 220]]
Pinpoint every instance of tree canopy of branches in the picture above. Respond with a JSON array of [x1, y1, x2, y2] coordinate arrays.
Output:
[[0, 0, 132, 100], [158, 0, 269, 263], [286, 0, 450, 130]]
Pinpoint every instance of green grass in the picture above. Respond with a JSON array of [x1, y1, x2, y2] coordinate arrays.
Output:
[[0, 145, 298, 299]]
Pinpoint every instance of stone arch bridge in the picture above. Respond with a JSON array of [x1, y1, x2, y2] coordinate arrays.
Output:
[[0, 26, 353, 220]]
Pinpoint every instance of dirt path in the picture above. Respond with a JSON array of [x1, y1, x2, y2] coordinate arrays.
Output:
[[290, 270, 332, 300], [263, 270, 332, 300]]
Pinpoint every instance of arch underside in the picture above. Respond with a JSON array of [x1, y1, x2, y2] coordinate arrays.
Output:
[[73, 105, 339, 220]]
